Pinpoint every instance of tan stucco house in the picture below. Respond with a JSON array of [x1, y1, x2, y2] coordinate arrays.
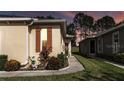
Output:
[[0, 17, 70, 65]]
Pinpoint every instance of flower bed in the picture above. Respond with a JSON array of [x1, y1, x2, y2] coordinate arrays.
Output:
[[46, 53, 68, 70], [25, 48, 68, 71]]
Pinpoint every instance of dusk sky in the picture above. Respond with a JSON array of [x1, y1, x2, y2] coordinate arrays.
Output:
[[0, 11, 124, 24]]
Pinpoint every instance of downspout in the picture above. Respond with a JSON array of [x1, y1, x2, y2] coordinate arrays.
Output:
[[27, 18, 34, 59], [28, 18, 34, 26], [21, 19, 34, 67]]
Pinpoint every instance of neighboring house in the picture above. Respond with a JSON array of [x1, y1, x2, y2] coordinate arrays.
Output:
[[0, 18, 70, 65], [79, 23, 124, 56]]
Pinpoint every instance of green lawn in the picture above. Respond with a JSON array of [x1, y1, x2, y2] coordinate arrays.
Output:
[[0, 47, 124, 81]]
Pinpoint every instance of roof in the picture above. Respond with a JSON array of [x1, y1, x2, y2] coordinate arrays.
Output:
[[0, 17, 66, 23], [95, 23, 124, 37], [0, 17, 34, 21], [0, 17, 67, 41], [80, 22, 124, 43], [64, 34, 74, 43], [33, 19, 66, 23], [79, 36, 96, 43], [66, 34, 74, 38]]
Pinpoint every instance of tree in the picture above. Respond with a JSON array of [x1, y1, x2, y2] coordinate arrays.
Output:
[[73, 12, 94, 38], [83, 15, 94, 36], [46, 15, 55, 19], [36, 16, 45, 19], [35, 15, 55, 19], [67, 23, 75, 35], [94, 16, 116, 32], [92, 21, 100, 32], [73, 12, 85, 29]]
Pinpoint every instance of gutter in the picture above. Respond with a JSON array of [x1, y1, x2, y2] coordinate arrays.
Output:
[[27, 18, 34, 26]]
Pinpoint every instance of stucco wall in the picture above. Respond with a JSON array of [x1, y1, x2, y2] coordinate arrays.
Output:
[[0, 26, 28, 64], [51, 26, 64, 56], [29, 26, 65, 62]]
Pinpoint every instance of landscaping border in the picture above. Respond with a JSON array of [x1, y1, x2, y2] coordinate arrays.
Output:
[[0, 56, 84, 77]]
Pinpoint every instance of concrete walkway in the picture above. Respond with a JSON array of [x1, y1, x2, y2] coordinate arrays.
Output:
[[0, 56, 84, 77]]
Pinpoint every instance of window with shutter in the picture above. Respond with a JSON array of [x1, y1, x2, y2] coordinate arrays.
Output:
[[35, 27, 52, 52]]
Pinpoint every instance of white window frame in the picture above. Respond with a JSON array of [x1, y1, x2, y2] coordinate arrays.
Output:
[[112, 31, 120, 53]]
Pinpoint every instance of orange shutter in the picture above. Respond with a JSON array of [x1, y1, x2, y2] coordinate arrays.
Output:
[[47, 27, 52, 52], [36, 28, 41, 52]]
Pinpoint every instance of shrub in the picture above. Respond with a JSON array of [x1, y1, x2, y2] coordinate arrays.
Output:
[[0, 55, 8, 59], [0, 55, 8, 71], [4, 59, 21, 71], [37, 47, 52, 69], [38, 47, 52, 62], [57, 52, 68, 67], [113, 53, 124, 64], [57, 52, 65, 62], [97, 53, 124, 64], [46, 57, 61, 70]]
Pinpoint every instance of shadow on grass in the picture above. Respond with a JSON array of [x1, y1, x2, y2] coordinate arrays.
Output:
[[72, 51, 93, 60], [101, 71, 124, 81], [72, 70, 124, 81], [73, 71, 124, 81]]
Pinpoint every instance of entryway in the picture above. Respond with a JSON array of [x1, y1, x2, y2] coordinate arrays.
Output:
[[89, 39, 96, 56]]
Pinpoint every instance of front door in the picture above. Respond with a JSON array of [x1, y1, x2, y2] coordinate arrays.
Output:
[[90, 40, 95, 55]]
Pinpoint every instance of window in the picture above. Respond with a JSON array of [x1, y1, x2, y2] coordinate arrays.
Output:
[[112, 31, 119, 53], [36, 27, 52, 52], [97, 37, 103, 53], [41, 29, 47, 50]]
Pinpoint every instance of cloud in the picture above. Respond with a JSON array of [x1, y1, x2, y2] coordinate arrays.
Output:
[[114, 11, 124, 23], [58, 11, 76, 18]]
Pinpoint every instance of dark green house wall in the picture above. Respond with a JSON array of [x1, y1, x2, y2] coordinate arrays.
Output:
[[101, 33, 113, 55], [119, 27, 124, 53], [79, 25, 124, 56], [79, 39, 90, 56]]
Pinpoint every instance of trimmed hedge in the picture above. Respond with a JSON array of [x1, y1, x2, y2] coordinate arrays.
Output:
[[97, 53, 124, 64], [57, 52, 68, 67], [0, 55, 8, 71]]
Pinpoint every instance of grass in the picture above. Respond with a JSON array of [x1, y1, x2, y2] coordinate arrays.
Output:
[[74, 55, 124, 80], [0, 47, 124, 81]]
